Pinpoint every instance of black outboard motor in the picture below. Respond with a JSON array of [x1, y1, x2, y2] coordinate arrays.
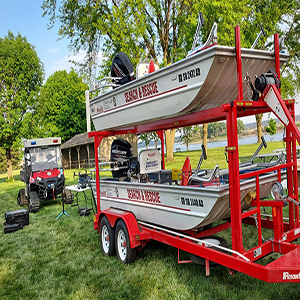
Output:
[[110, 139, 133, 178], [255, 69, 281, 93], [111, 52, 136, 87]]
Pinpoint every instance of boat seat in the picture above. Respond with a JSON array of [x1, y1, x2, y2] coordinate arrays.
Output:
[[181, 156, 192, 186]]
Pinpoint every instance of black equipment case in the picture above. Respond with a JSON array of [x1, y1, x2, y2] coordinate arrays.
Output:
[[4, 209, 29, 226], [4, 223, 23, 234]]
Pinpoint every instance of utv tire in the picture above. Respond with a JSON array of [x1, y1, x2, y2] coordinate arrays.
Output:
[[115, 220, 136, 264], [62, 189, 74, 204], [17, 189, 28, 206], [28, 191, 40, 213], [190, 236, 228, 267], [100, 216, 115, 256]]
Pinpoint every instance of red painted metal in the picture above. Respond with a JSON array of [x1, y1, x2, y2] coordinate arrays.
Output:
[[274, 33, 281, 81], [156, 130, 165, 169], [226, 104, 244, 253], [235, 26, 243, 101]]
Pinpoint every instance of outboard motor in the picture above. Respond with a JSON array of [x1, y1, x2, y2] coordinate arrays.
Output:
[[110, 139, 133, 178], [111, 52, 136, 87]]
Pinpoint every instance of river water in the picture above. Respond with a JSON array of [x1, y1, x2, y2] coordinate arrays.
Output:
[[138, 131, 286, 152]]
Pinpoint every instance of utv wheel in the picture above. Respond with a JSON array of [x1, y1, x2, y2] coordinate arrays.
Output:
[[17, 189, 28, 206], [62, 189, 74, 204], [28, 191, 40, 213], [190, 236, 228, 267], [100, 216, 115, 256], [115, 220, 136, 264]]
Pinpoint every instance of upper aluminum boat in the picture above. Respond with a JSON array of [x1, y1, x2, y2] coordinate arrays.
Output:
[[89, 23, 288, 131]]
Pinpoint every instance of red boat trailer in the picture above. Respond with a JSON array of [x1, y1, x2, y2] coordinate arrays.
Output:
[[89, 27, 300, 282]]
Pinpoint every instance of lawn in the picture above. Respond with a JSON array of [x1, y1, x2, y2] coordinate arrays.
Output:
[[1, 141, 300, 300]]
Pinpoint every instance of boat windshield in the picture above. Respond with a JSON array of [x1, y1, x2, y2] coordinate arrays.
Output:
[[29, 146, 62, 172]]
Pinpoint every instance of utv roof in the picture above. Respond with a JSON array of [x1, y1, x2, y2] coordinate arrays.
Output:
[[24, 137, 61, 148]]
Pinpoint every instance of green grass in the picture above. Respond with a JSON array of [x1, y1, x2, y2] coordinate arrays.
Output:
[[1, 142, 300, 299]]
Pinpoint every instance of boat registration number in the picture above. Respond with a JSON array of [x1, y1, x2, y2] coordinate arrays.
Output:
[[178, 67, 201, 83]]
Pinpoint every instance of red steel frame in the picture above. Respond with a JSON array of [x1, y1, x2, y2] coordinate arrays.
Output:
[[88, 26, 300, 282]]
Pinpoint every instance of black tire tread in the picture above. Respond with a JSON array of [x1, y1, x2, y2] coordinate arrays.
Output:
[[115, 220, 136, 264], [28, 191, 40, 213], [100, 216, 115, 256]]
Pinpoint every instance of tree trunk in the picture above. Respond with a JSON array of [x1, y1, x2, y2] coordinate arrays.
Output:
[[165, 129, 175, 161], [255, 114, 263, 143], [187, 140, 189, 152], [6, 148, 13, 181], [203, 123, 208, 153]]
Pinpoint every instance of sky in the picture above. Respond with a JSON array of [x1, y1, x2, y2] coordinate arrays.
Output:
[[1, 0, 299, 125], [0, 0, 83, 79]]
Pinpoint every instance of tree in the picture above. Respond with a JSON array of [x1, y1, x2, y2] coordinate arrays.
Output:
[[165, 129, 176, 161], [139, 133, 152, 149], [237, 119, 245, 135], [42, 0, 300, 153], [207, 122, 226, 139], [0, 31, 44, 180], [178, 126, 198, 151], [255, 114, 263, 143], [36, 70, 89, 143], [265, 118, 277, 136]]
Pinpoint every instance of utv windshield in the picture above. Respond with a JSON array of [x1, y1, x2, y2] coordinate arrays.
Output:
[[29, 146, 62, 172]]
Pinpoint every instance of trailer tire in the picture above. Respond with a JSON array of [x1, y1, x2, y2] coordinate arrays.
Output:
[[115, 220, 136, 264], [100, 216, 115, 256], [190, 236, 228, 267]]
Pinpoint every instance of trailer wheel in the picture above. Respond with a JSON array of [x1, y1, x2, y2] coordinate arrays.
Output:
[[190, 236, 228, 267], [100, 216, 115, 256], [115, 220, 136, 264]]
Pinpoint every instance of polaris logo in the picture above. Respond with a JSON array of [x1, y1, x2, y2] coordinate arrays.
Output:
[[283, 272, 300, 280], [111, 149, 127, 155]]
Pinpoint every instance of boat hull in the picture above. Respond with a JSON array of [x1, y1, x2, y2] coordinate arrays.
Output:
[[91, 172, 279, 231], [90, 45, 288, 131]]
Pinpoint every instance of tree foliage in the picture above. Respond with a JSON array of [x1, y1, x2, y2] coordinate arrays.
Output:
[[36, 70, 89, 143], [139, 133, 152, 149], [237, 119, 245, 135], [178, 126, 199, 151], [207, 122, 226, 139], [265, 118, 277, 136], [0, 31, 44, 179], [42, 0, 300, 151]]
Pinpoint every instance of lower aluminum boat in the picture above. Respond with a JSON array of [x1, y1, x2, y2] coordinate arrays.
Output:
[[90, 171, 281, 231]]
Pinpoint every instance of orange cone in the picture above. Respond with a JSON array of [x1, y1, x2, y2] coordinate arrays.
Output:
[[148, 60, 155, 74]]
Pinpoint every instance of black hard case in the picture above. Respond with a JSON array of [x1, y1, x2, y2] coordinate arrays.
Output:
[[4, 209, 29, 226], [4, 223, 23, 234]]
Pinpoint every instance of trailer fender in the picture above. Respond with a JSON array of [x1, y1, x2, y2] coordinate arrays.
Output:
[[97, 208, 151, 249]]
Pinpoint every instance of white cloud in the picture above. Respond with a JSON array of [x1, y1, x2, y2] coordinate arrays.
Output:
[[46, 50, 86, 78], [48, 48, 60, 54]]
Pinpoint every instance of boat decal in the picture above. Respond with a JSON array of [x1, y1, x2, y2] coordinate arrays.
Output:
[[100, 190, 106, 197], [127, 189, 160, 203], [178, 67, 201, 83], [283, 272, 300, 280], [102, 195, 191, 212], [106, 187, 119, 197], [181, 197, 204, 207], [125, 81, 158, 103], [91, 85, 187, 117]]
